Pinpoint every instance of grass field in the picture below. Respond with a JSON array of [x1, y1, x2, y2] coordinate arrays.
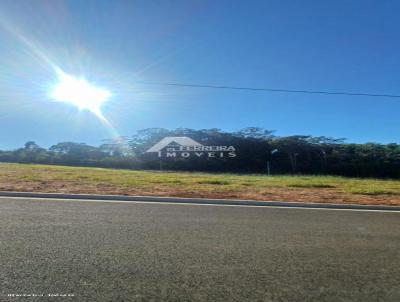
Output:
[[0, 162, 400, 205]]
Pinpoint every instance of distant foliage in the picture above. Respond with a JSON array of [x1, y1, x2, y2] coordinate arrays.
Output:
[[0, 128, 399, 178]]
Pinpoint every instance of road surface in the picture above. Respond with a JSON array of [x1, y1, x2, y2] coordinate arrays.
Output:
[[0, 197, 399, 301]]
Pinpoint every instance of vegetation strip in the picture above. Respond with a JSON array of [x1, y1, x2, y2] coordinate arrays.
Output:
[[1, 128, 400, 178], [0, 163, 400, 206]]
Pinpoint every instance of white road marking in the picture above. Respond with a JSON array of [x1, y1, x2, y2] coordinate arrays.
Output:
[[0, 196, 399, 213]]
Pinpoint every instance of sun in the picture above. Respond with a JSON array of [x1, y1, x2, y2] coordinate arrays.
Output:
[[50, 69, 111, 117]]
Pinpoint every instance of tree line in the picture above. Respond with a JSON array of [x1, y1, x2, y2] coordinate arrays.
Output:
[[1, 127, 399, 178]]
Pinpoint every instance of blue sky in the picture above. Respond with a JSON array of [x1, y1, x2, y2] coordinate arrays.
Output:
[[0, 0, 399, 149]]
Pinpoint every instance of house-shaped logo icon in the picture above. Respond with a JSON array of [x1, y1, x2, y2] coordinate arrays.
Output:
[[146, 136, 236, 159], [146, 137, 203, 153]]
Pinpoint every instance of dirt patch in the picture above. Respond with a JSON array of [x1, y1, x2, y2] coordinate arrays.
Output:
[[1, 179, 399, 206]]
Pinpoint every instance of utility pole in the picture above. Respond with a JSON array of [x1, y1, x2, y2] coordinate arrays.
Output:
[[268, 148, 279, 176]]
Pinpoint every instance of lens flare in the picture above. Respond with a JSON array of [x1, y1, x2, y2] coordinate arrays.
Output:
[[0, 15, 119, 137], [51, 69, 110, 114]]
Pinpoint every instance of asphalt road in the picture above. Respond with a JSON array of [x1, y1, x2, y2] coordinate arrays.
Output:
[[0, 198, 399, 302]]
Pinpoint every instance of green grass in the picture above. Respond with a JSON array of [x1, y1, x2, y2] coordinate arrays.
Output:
[[197, 180, 231, 185], [287, 183, 335, 188], [0, 163, 400, 203]]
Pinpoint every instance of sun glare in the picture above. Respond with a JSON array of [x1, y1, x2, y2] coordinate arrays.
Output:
[[50, 70, 111, 116]]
